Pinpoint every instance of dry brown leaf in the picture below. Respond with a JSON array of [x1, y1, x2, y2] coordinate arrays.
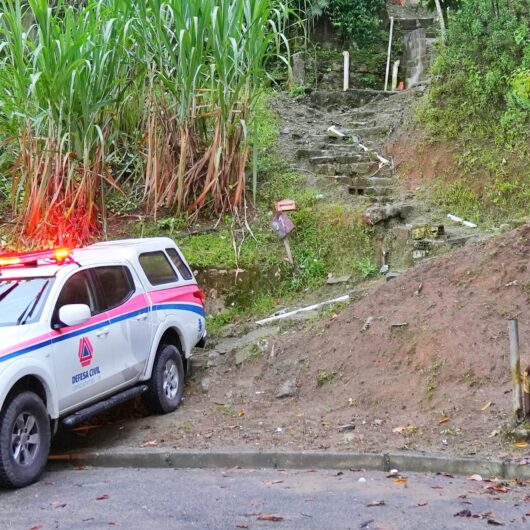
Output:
[[96, 494, 110, 501], [467, 474, 483, 482], [257, 514, 285, 522], [484, 484, 509, 493], [30, 526, 43, 530], [394, 478, 408, 484], [236, 525, 249, 529], [264, 480, 284, 486], [141, 440, 159, 448], [512, 441, 529, 448], [238, 410, 246, 417], [392, 425, 417, 434], [367, 500, 385, 507], [417, 502, 428, 507], [438, 416, 450, 425], [481, 402, 492, 411]]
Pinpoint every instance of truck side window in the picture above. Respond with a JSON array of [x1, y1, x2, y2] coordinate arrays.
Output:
[[165, 248, 193, 280], [92, 266, 135, 310], [139, 252, 178, 286], [53, 271, 96, 322]]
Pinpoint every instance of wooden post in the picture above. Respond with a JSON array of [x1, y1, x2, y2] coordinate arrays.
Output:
[[343, 51, 350, 92], [283, 237, 294, 266], [524, 367, 530, 418], [384, 16, 394, 92], [509, 319, 523, 419]]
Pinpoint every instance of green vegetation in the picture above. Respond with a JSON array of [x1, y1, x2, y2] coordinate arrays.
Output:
[[138, 94, 376, 320], [0, 0, 291, 247], [316, 369, 337, 387], [420, 0, 530, 225]]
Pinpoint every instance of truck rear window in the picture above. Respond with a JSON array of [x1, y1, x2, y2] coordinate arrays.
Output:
[[166, 248, 192, 280], [139, 252, 178, 285]]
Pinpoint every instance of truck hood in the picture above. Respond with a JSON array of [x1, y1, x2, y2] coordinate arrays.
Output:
[[0, 326, 33, 354]]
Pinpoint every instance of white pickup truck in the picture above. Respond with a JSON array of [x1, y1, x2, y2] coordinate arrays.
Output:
[[0, 238, 206, 488]]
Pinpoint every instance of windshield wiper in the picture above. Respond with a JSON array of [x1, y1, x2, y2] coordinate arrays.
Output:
[[17, 280, 50, 326], [0, 281, 19, 303]]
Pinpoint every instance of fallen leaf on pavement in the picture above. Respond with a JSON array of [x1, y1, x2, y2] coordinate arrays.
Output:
[[236, 525, 249, 529], [238, 410, 245, 417], [482, 402, 492, 411], [487, 519, 504, 526], [257, 514, 285, 522], [467, 474, 483, 481], [72, 424, 101, 432], [417, 502, 428, 507], [513, 442, 529, 448], [454, 510, 472, 518], [438, 416, 450, 425], [485, 484, 509, 493], [96, 494, 110, 501], [264, 480, 284, 486], [367, 500, 385, 507], [51, 502, 67, 509], [394, 478, 407, 485], [108, 522, 120, 526], [436, 472, 454, 478], [30, 526, 43, 530]]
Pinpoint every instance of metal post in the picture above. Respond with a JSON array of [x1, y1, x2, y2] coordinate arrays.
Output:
[[384, 16, 394, 92], [343, 51, 350, 92], [509, 319, 523, 419]]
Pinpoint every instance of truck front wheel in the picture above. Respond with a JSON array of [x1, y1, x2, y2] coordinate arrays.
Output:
[[0, 391, 50, 489]]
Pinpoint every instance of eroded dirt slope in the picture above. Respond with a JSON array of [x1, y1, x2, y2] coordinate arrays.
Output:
[[57, 225, 530, 461]]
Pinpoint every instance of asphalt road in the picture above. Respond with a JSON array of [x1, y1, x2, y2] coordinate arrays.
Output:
[[1, 467, 529, 529]]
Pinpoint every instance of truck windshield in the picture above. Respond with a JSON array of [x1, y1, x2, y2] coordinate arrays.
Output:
[[0, 278, 53, 327]]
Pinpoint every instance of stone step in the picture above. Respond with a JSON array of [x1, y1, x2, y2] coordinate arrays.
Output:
[[310, 154, 366, 165], [336, 161, 379, 176], [395, 17, 435, 31], [348, 185, 393, 197], [351, 126, 391, 139], [323, 175, 353, 185], [309, 88, 394, 110], [296, 147, 369, 159], [351, 176, 394, 188]]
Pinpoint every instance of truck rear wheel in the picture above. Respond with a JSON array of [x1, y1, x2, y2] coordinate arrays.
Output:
[[0, 391, 50, 489], [145, 344, 184, 414]]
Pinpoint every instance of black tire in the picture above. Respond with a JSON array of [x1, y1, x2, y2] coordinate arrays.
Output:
[[145, 344, 184, 414], [0, 391, 50, 489]]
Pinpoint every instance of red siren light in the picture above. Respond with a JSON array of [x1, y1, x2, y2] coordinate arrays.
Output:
[[0, 247, 73, 268]]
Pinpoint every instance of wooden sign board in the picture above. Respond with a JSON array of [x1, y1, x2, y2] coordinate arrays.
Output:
[[271, 213, 295, 239], [275, 199, 296, 213]]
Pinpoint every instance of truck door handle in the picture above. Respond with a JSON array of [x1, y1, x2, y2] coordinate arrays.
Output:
[[96, 327, 109, 338], [136, 314, 147, 322]]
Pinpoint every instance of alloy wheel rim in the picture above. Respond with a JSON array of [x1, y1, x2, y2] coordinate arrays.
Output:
[[11, 412, 40, 466], [162, 359, 179, 400]]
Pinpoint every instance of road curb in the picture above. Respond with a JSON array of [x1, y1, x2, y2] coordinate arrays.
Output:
[[49, 449, 530, 479]]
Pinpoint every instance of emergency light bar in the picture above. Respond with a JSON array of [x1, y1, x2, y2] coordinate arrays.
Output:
[[0, 247, 72, 268]]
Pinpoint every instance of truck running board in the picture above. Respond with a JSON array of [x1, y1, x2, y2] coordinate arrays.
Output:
[[61, 385, 149, 427]]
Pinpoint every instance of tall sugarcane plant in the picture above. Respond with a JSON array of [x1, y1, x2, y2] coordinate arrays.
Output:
[[0, 0, 291, 246], [135, 0, 291, 218], [0, 0, 135, 246]]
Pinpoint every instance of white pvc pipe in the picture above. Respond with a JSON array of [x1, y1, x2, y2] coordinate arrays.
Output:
[[343, 51, 350, 92], [384, 16, 394, 92]]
